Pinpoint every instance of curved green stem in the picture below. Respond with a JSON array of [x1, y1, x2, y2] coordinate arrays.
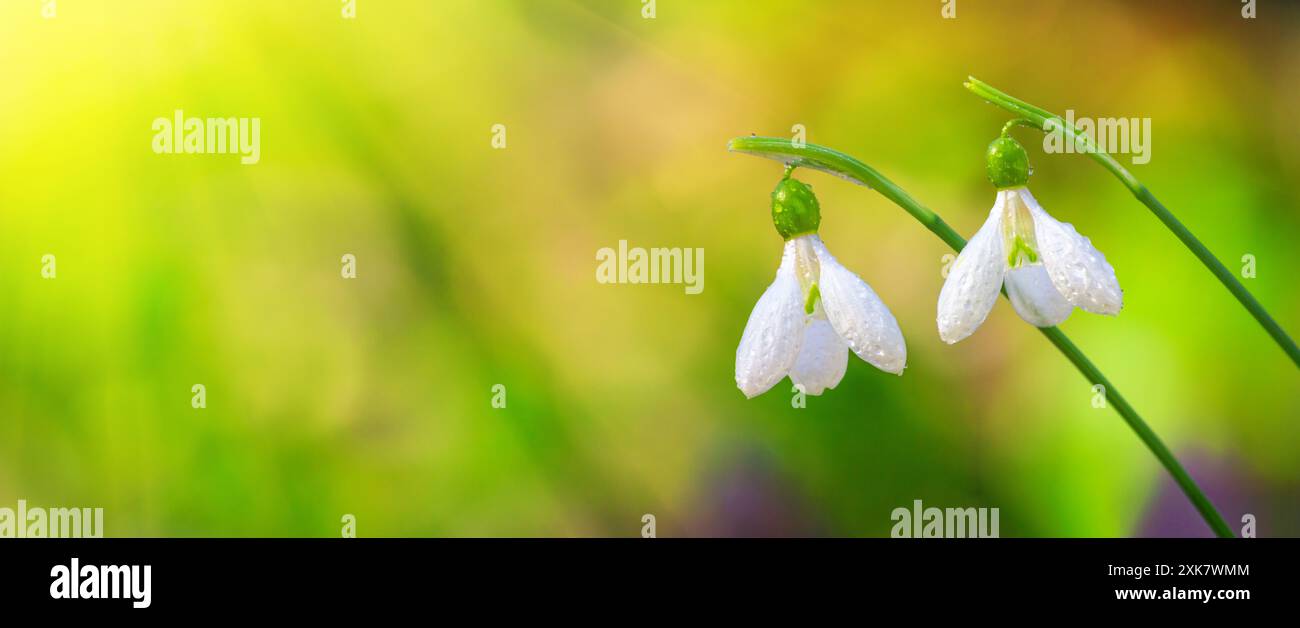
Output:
[[965, 77, 1300, 369], [1000, 118, 1037, 137], [728, 135, 1234, 538]]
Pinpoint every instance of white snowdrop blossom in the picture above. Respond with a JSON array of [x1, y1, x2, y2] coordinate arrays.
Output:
[[735, 234, 907, 398], [936, 185, 1123, 343], [735, 175, 906, 398]]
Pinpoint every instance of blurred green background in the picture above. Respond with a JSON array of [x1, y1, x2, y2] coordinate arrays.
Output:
[[0, 0, 1296, 537]]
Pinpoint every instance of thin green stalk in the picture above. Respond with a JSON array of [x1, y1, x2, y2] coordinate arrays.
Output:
[[728, 135, 1234, 538], [965, 77, 1300, 369]]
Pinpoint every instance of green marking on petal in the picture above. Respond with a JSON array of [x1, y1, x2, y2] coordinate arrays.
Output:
[[804, 283, 820, 315], [1007, 235, 1039, 268]]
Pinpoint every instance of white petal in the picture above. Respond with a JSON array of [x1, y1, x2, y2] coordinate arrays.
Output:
[[809, 237, 907, 375], [936, 196, 1007, 343], [789, 317, 849, 395], [1020, 189, 1123, 315], [1004, 265, 1073, 327], [735, 241, 806, 398]]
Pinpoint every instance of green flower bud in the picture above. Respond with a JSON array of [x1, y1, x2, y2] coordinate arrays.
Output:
[[986, 135, 1031, 189], [770, 176, 821, 240]]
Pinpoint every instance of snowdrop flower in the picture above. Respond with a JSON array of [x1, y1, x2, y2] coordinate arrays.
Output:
[[937, 135, 1123, 344], [736, 175, 906, 398]]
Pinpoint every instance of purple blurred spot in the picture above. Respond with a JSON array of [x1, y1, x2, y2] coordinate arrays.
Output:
[[1137, 452, 1262, 538], [689, 447, 822, 537]]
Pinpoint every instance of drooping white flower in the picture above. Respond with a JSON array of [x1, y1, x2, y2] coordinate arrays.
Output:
[[936, 186, 1123, 344], [735, 176, 906, 398]]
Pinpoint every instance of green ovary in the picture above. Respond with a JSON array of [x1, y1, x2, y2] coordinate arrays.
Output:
[[771, 176, 821, 240]]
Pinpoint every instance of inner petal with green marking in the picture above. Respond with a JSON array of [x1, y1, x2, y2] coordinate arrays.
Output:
[[1000, 189, 1040, 269]]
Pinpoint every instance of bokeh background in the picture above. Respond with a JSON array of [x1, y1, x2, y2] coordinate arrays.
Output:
[[0, 0, 1296, 537]]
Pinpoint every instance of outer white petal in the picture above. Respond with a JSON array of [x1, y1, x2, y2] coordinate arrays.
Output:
[[789, 317, 849, 395], [735, 241, 806, 398], [809, 237, 907, 375], [1004, 265, 1073, 327], [936, 196, 1007, 343], [1020, 189, 1123, 315]]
